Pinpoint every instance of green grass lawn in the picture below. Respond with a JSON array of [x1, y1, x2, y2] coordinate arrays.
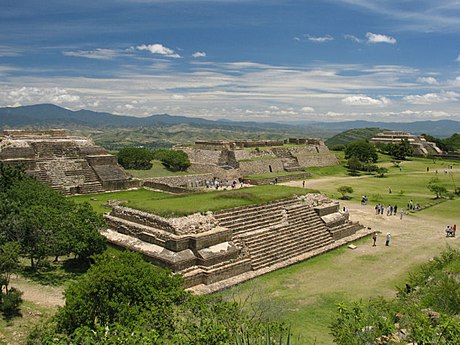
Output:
[[70, 185, 310, 217]]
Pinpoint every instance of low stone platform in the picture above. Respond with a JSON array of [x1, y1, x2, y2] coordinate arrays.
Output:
[[102, 193, 365, 291]]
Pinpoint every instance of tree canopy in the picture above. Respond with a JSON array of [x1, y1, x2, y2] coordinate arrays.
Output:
[[117, 147, 155, 170], [153, 149, 191, 172], [0, 164, 106, 268], [33, 251, 289, 344], [344, 140, 378, 164]]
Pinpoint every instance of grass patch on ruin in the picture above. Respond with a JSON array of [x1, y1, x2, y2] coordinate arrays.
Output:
[[71, 185, 312, 217]]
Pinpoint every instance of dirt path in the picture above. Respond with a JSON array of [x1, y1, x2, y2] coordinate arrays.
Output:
[[10, 276, 65, 307]]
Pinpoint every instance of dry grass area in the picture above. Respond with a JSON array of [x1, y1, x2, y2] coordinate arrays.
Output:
[[220, 176, 460, 344]]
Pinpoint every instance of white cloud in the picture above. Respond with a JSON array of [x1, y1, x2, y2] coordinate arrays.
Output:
[[171, 94, 186, 100], [342, 95, 390, 106], [344, 34, 363, 43], [4, 87, 80, 105], [301, 106, 315, 112], [457, 54, 460, 62], [192, 51, 206, 58], [403, 91, 459, 104], [136, 44, 181, 58], [62, 48, 119, 60], [366, 32, 396, 44], [306, 34, 334, 43], [417, 77, 438, 85]]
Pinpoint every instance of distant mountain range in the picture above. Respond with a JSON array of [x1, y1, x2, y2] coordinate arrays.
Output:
[[1, 104, 459, 138]]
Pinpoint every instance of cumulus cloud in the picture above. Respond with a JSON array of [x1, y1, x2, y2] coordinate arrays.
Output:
[[306, 34, 334, 43], [62, 48, 119, 60], [403, 91, 459, 104], [342, 95, 390, 106], [136, 44, 180, 58], [301, 106, 315, 112], [171, 94, 186, 100], [4, 87, 80, 106], [417, 77, 439, 85], [366, 32, 396, 44], [192, 51, 206, 58]]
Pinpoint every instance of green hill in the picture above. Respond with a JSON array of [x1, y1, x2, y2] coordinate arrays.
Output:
[[325, 127, 385, 148]]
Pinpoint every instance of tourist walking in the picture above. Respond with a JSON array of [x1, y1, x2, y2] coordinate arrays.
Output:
[[372, 232, 377, 246], [385, 233, 391, 246]]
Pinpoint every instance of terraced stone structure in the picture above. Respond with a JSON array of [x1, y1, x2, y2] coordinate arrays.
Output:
[[103, 193, 366, 292], [0, 129, 139, 194], [176, 138, 338, 178], [369, 131, 443, 156]]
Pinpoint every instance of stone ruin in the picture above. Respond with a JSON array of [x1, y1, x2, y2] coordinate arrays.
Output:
[[176, 138, 338, 179], [0, 129, 140, 194], [102, 193, 369, 293], [369, 131, 443, 157]]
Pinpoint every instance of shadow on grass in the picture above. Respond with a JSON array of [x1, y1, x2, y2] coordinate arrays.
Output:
[[19, 258, 90, 286]]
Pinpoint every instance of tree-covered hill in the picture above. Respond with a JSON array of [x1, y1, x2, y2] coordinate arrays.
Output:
[[325, 127, 385, 148]]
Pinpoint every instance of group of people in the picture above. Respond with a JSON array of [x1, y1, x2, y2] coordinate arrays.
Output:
[[445, 224, 457, 237], [361, 195, 368, 205], [372, 231, 391, 246], [374, 203, 398, 216], [205, 178, 243, 190], [407, 199, 420, 211]]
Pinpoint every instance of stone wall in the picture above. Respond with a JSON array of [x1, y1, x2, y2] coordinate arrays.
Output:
[[144, 173, 214, 188], [296, 153, 339, 167], [239, 158, 286, 175], [3, 129, 66, 138]]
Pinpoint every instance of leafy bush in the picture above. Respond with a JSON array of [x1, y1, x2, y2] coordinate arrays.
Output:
[[153, 149, 191, 172], [117, 147, 154, 170], [1, 287, 23, 319], [331, 248, 460, 345], [337, 186, 353, 200]]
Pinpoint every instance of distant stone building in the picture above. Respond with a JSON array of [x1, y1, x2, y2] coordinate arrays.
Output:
[[0, 129, 140, 194], [369, 131, 443, 156], [176, 138, 338, 178]]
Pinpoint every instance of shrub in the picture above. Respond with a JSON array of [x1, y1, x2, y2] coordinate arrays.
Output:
[[117, 147, 154, 170], [1, 287, 23, 319], [153, 149, 190, 172]]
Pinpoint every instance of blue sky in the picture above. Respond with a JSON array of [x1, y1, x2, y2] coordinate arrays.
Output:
[[1, 0, 460, 122]]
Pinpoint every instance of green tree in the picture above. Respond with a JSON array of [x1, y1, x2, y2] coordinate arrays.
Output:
[[427, 177, 448, 199], [0, 168, 105, 268], [337, 186, 354, 200], [153, 149, 191, 172], [55, 251, 188, 335], [0, 242, 20, 295], [0, 241, 22, 319], [387, 139, 413, 160], [117, 147, 154, 170], [344, 140, 378, 164]]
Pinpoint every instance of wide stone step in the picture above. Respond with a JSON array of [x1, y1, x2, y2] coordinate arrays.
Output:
[[214, 198, 299, 219], [250, 236, 333, 270], [246, 228, 331, 256], [217, 209, 284, 226]]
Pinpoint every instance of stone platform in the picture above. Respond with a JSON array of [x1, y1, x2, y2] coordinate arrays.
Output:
[[0, 129, 140, 194], [102, 193, 366, 292]]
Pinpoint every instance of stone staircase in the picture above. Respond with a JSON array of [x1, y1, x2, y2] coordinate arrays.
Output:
[[282, 157, 303, 172], [214, 198, 334, 270]]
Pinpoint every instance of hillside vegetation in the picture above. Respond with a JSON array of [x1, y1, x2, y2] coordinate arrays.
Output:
[[325, 127, 385, 148]]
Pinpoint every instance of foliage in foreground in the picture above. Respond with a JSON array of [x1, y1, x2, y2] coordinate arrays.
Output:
[[0, 163, 106, 268], [30, 251, 290, 344], [330, 247, 460, 344]]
